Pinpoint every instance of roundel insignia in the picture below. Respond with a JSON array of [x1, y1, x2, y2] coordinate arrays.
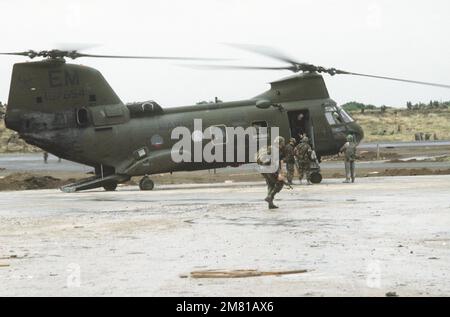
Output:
[[151, 134, 164, 147]]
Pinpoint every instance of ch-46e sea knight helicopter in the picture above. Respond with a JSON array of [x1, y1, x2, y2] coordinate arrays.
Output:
[[2, 45, 449, 192]]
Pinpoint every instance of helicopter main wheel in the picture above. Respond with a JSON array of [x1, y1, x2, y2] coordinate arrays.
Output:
[[310, 172, 323, 184], [139, 176, 154, 191], [103, 181, 118, 191]]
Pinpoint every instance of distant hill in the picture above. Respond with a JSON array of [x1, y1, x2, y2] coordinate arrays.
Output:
[[349, 108, 450, 142]]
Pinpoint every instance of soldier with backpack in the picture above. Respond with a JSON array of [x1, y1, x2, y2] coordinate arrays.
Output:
[[285, 138, 297, 185], [340, 134, 357, 183], [294, 136, 313, 185], [256, 136, 287, 209]]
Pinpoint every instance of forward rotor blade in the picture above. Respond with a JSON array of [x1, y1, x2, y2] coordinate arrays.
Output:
[[343, 71, 450, 89], [225, 43, 302, 65]]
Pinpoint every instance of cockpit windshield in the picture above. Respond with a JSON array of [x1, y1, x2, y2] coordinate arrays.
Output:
[[324, 105, 354, 125], [337, 105, 354, 123]]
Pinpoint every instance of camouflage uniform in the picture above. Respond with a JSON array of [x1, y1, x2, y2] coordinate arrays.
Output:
[[256, 136, 285, 209], [294, 138, 313, 184], [340, 135, 357, 183], [284, 138, 296, 185]]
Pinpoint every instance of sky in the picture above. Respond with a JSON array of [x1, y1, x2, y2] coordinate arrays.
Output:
[[0, 0, 449, 108]]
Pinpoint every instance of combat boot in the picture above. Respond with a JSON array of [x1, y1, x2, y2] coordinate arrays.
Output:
[[264, 196, 278, 209], [268, 202, 279, 209]]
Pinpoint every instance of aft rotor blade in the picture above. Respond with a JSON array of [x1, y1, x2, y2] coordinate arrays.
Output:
[[182, 64, 294, 71], [75, 53, 229, 61], [343, 71, 450, 89], [0, 51, 31, 56], [0, 50, 230, 61]]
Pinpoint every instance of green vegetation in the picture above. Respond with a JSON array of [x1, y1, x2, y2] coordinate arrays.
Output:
[[406, 100, 450, 110], [341, 101, 378, 112], [342, 100, 450, 113]]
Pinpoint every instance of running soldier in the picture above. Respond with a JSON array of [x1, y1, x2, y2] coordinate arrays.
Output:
[[256, 136, 286, 209]]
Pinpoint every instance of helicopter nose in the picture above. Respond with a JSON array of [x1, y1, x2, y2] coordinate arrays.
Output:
[[348, 122, 364, 144]]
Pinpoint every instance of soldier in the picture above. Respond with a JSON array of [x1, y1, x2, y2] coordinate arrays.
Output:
[[43, 151, 48, 164], [292, 114, 305, 142], [295, 136, 313, 185], [285, 138, 297, 185], [256, 136, 286, 209], [340, 134, 357, 183]]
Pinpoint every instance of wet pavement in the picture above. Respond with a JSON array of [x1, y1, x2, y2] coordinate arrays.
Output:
[[0, 175, 449, 296], [0, 153, 449, 176], [0, 153, 91, 173], [359, 140, 450, 149]]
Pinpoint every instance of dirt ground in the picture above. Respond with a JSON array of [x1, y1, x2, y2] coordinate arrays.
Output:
[[0, 173, 77, 191], [2, 166, 450, 192]]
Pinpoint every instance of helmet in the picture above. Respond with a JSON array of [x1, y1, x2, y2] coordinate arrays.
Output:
[[289, 138, 296, 144], [346, 134, 354, 142], [302, 136, 309, 143], [273, 136, 285, 147]]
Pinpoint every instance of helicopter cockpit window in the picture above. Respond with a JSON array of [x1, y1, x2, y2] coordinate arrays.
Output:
[[324, 106, 344, 125], [336, 106, 354, 123]]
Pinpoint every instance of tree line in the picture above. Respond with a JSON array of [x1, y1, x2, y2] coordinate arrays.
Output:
[[406, 100, 450, 110], [342, 100, 450, 113]]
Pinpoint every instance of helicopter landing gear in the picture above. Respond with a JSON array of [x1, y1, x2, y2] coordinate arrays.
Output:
[[103, 181, 118, 191], [310, 172, 322, 184], [139, 176, 154, 191]]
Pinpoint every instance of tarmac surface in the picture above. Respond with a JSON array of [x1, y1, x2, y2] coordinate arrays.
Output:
[[0, 152, 449, 175], [1, 175, 449, 296], [358, 140, 450, 149]]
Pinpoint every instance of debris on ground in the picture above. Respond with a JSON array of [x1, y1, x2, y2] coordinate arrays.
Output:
[[324, 151, 401, 162], [0, 173, 76, 191], [385, 291, 399, 297], [0, 254, 26, 260], [367, 168, 450, 177], [0, 263, 10, 267], [189, 269, 308, 278]]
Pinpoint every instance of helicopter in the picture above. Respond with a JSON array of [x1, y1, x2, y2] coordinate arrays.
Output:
[[2, 45, 449, 192]]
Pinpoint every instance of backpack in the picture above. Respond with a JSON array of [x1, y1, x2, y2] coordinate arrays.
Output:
[[256, 146, 272, 166], [295, 143, 312, 162]]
